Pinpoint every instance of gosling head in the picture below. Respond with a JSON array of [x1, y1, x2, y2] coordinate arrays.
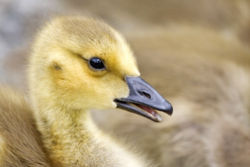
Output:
[[29, 17, 172, 122]]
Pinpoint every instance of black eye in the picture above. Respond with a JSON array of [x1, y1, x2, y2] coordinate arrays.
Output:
[[88, 57, 105, 70]]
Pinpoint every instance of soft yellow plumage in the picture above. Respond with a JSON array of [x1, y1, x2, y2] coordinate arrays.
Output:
[[28, 17, 148, 167]]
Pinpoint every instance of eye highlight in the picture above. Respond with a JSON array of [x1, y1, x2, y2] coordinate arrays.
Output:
[[88, 57, 106, 71]]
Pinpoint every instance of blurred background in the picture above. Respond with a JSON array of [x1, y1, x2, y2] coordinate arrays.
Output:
[[0, 0, 250, 167]]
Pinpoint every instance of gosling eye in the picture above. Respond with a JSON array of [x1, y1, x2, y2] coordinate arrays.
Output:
[[88, 57, 106, 71]]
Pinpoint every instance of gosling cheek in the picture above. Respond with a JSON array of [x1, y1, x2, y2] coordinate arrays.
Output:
[[114, 84, 130, 98], [104, 100, 116, 109]]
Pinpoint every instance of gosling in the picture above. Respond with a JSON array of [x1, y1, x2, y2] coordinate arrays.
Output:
[[0, 17, 172, 167]]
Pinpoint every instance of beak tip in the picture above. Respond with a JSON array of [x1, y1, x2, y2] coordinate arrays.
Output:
[[164, 103, 173, 115]]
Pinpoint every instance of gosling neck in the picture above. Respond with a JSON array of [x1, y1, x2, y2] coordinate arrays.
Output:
[[33, 99, 97, 167]]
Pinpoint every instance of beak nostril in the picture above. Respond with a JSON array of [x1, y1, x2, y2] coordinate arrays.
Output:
[[138, 90, 151, 99]]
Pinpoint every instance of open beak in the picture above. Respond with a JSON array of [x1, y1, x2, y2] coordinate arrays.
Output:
[[114, 76, 173, 122]]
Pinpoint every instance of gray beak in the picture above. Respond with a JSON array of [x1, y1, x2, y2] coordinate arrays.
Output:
[[114, 76, 173, 122]]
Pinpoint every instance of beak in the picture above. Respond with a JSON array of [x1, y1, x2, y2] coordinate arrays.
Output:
[[114, 76, 173, 122]]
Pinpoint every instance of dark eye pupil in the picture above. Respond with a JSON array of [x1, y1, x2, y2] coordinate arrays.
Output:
[[89, 57, 105, 70]]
